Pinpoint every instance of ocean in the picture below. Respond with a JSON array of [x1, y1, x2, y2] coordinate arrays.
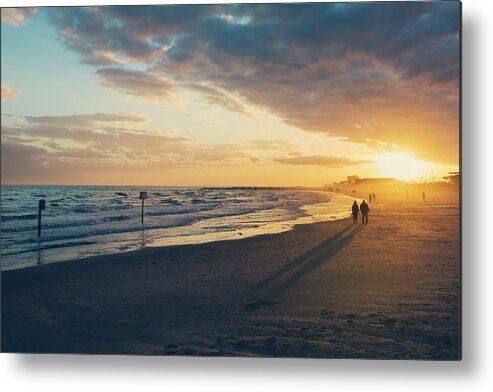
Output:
[[1, 186, 354, 270]]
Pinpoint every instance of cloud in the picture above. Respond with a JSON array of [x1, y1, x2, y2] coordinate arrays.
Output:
[[1, 112, 253, 184], [186, 83, 250, 115], [1, 84, 21, 101], [45, 3, 460, 163], [96, 68, 175, 101], [1, 8, 37, 26], [274, 155, 373, 167], [251, 140, 295, 150], [48, 3, 459, 82], [24, 112, 150, 127], [93, 66, 250, 115], [96, 67, 251, 114]]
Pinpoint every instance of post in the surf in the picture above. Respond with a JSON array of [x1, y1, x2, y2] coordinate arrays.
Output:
[[139, 191, 148, 224], [38, 199, 46, 237]]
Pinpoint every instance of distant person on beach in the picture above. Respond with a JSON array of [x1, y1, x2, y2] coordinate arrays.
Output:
[[369, 193, 372, 202], [372, 193, 376, 202], [422, 192, 426, 201], [352, 201, 359, 224], [360, 200, 369, 224]]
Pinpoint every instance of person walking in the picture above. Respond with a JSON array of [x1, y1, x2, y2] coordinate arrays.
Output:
[[372, 193, 376, 202], [360, 200, 370, 224], [369, 193, 372, 202], [422, 191, 426, 201], [351, 201, 359, 224]]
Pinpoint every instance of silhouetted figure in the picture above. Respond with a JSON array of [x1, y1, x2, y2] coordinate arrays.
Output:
[[352, 201, 359, 224], [422, 191, 426, 201], [372, 193, 376, 202], [360, 200, 369, 224]]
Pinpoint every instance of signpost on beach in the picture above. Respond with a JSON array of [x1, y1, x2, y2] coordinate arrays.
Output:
[[38, 199, 46, 237], [140, 192, 148, 224]]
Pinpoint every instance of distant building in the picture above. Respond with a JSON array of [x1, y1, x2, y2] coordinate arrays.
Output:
[[443, 172, 460, 185], [353, 177, 397, 185], [347, 175, 359, 184]]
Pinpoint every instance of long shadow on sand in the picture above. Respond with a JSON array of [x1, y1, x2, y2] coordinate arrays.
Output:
[[239, 224, 366, 311]]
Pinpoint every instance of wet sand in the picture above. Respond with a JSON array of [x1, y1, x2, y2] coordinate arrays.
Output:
[[1, 197, 460, 359]]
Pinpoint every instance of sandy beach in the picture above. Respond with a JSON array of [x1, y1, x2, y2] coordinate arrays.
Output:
[[1, 196, 460, 359]]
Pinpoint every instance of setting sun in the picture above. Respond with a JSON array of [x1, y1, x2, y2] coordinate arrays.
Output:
[[373, 152, 435, 181]]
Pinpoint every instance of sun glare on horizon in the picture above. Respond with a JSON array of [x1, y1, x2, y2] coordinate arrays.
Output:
[[373, 152, 436, 182]]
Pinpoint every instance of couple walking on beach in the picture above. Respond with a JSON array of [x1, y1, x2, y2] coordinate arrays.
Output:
[[352, 200, 370, 224]]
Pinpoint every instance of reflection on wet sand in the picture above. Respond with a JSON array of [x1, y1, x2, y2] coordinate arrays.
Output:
[[36, 240, 43, 266]]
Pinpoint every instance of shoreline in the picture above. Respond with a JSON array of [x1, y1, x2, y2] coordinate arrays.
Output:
[[1, 218, 344, 275], [1, 190, 355, 271], [1, 198, 460, 358]]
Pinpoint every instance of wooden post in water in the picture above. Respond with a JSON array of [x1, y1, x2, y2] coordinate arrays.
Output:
[[38, 199, 46, 237], [139, 192, 148, 224]]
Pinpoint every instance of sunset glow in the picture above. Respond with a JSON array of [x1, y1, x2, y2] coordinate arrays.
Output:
[[374, 153, 436, 182], [1, 3, 460, 186]]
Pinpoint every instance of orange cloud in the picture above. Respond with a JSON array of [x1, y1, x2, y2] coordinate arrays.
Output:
[[1, 84, 21, 101]]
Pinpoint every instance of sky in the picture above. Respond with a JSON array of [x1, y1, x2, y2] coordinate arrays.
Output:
[[0, 2, 460, 186]]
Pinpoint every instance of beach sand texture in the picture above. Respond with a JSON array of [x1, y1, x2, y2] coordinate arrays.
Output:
[[1, 198, 460, 359]]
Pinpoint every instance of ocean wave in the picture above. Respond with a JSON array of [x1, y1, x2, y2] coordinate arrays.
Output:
[[1, 187, 351, 270], [1, 213, 38, 222], [2, 213, 133, 233], [146, 205, 218, 216], [73, 206, 101, 213], [2, 240, 97, 256], [100, 204, 134, 211], [91, 215, 133, 224], [160, 198, 182, 205], [155, 192, 173, 197]]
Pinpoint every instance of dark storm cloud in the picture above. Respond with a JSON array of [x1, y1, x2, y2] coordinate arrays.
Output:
[[46, 2, 460, 163]]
